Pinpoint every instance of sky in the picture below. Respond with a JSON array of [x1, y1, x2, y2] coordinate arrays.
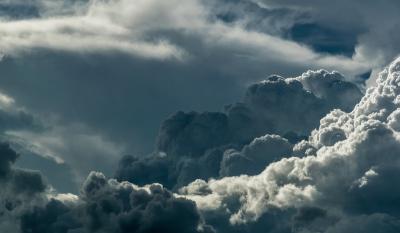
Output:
[[1, 0, 400, 232]]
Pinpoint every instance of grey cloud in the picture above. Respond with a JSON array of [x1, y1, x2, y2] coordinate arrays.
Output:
[[0, 141, 18, 176], [116, 69, 362, 190], [156, 111, 230, 158], [220, 134, 292, 176], [181, 57, 400, 232], [0, 0, 372, 186], [3, 57, 399, 233], [0, 142, 46, 196], [0, 109, 44, 133], [0, 91, 81, 192], [254, 0, 400, 76], [21, 172, 215, 233], [0, 91, 44, 134], [12, 143, 78, 193], [0, 142, 48, 233], [0, 0, 369, 75], [0, 143, 214, 233]]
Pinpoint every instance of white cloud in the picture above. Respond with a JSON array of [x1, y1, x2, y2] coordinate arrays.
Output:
[[0, 0, 370, 76], [0, 91, 14, 108]]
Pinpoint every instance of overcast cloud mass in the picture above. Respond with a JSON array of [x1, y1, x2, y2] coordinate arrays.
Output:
[[1, 0, 400, 232]]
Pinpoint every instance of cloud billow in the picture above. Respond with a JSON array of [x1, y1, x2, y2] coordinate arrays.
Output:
[[20, 173, 215, 233], [3, 57, 400, 233], [181, 57, 400, 232], [0, 142, 47, 233], [116, 69, 363, 190], [0, 143, 214, 233]]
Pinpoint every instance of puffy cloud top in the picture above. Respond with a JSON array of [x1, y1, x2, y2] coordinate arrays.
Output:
[[3, 57, 400, 233], [116, 69, 362, 190], [0, 143, 214, 233], [181, 57, 400, 232]]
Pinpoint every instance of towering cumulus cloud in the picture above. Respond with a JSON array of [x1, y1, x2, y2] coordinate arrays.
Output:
[[116, 69, 362, 189], [2, 57, 400, 233], [181, 57, 400, 232]]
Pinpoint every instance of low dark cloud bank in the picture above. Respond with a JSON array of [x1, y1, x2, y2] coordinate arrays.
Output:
[[1, 142, 214, 233]]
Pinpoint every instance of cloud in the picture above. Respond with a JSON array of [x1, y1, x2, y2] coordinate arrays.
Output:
[[2, 1, 400, 232], [20, 171, 215, 233], [0, 91, 44, 134], [115, 69, 362, 190], [0, 142, 48, 233], [180, 57, 400, 232], [0, 0, 370, 75], [0, 88, 127, 193], [2, 56, 400, 233], [0, 142, 215, 233], [219, 134, 292, 177], [252, 0, 400, 82], [8, 123, 126, 182], [0, 0, 376, 183]]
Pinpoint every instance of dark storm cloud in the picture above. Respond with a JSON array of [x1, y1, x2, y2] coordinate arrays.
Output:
[[0, 142, 46, 195], [2, 1, 400, 233], [0, 0, 372, 185], [0, 141, 214, 233], [20, 172, 215, 233], [181, 57, 400, 233], [116, 69, 362, 189], [13, 145, 77, 193], [0, 142, 48, 232], [2, 58, 400, 233], [0, 90, 78, 193]]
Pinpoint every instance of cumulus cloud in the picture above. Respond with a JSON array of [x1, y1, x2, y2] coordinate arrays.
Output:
[[180, 57, 400, 232], [21, 172, 215, 233], [2, 1, 400, 232], [0, 0, 376, 184], [116, 69, 362, 190], [219, 134, 292, 177], [0, 142, 215, 233], [2, 55, 400, 233]]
